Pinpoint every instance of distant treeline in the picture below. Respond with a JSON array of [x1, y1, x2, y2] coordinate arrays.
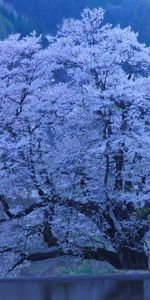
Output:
[[0, 0, 150, 43]]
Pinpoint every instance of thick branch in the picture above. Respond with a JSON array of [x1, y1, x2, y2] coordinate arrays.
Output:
[[9, 246, 121, 273], [0, 195, 47, 222]]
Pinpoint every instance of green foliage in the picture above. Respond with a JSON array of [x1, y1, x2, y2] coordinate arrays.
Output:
[[0, 14, 15, 39], [135, 207, 150, 219], [20, 257, 116, 276]]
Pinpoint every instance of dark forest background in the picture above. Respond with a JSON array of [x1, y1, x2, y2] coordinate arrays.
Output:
[[0, 0, 150, 43]]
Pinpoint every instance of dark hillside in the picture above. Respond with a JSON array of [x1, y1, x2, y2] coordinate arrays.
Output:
[[0, 0, 150, 43]]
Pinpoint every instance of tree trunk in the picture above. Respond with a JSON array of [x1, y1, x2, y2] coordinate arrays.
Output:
[[118, 247, 148, 270]]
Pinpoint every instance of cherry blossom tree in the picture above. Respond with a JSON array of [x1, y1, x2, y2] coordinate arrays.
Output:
[[1, 8, 150, 276]]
